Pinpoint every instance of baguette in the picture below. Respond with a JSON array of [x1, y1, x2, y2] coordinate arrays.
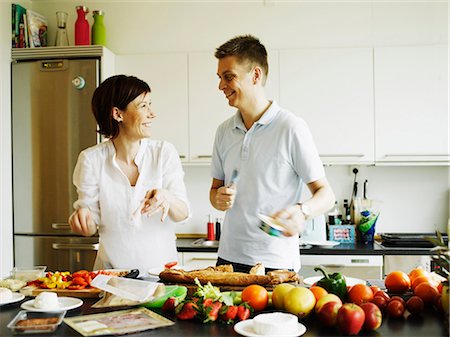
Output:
[[159, 264, 299, 286]]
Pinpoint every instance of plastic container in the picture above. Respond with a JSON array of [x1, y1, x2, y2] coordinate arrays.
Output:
[[90, 275, 159, 302], [7, 310, 66, 334], [91, 10, 106, 46], [11, 266, 46, 282], [142, 285, 187, 308]]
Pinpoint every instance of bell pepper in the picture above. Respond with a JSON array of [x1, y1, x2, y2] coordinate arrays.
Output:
[[313, 266, 348, 301]]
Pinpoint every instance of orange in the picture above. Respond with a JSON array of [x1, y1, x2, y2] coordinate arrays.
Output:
[[309, 286, 328, 302], [384, 271, 411, 294], [414, 282, 439, 304], [408, 268, 429, 282], [347, 284, 374, 305], [241, 284, 269, 311], [411, 275, 437, 291]]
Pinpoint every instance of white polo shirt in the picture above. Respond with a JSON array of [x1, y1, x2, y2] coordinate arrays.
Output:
[[73, 138, 191, 273], [211, 101, 325, 271]]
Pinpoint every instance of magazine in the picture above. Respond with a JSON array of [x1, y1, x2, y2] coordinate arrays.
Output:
[[63, 307, 174, 336]]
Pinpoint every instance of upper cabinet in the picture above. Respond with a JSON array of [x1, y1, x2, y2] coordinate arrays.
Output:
[[374, 45, 449, 165], [188, 51, 280, 163], [279, 48, 374, 165], [116, 53, 189, 159]]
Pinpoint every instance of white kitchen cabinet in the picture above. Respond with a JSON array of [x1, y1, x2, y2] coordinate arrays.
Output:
[[374, 45, 449, 165], [115, 53, 189, 160], [300, 255, 383, 279], [383, 255, 431, 277], [181, 252, 218, 270], [188, 51, 280, 163], [279, 48, 375, 165]]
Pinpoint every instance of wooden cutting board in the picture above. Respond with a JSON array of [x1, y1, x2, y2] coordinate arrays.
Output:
[[20, 286, 102, 298]]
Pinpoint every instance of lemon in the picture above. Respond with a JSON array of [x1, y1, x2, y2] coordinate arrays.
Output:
[[284, 286, 316, 318], [272, 283, 295, 310]]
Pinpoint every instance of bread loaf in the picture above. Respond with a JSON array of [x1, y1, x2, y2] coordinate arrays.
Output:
[[158, 264, 299, 286]]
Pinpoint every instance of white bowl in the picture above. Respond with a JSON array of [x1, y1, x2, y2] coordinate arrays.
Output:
[[253, 312, 298, 336]]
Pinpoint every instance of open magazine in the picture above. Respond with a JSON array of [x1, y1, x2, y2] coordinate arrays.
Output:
[[63, 307, 174, 336]]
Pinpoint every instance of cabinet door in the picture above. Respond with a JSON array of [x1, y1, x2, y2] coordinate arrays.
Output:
[[374, 45, 449, 165], [182, 252, 218, 270], [116, 53, 189, 160], [188, 51, 279, 163], [280, 48, 374, 164]]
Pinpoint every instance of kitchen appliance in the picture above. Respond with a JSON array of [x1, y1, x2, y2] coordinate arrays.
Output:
[[380, 233, 448, 248], [11, 50, 102, 272]]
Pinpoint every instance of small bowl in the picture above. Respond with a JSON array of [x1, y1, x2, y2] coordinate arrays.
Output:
[[253, 312, 298, 336], [7, 310, 66, 334]]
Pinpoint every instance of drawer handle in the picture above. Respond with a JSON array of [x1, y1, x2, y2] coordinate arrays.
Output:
[[52, 223, 70, 230], [320, 154, 365, 157], [52, 243, 99, 251], [189, 257, 217, 261], [195, 155, 212, 159], [320, 264, 345, 268], [350, 259, 370, 264]]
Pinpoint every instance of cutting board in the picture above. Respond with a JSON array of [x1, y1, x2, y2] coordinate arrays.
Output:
[[20, 286, 102, 298]]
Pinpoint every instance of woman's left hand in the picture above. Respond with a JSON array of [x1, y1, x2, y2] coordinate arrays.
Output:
[[140, 189, 172, 221]]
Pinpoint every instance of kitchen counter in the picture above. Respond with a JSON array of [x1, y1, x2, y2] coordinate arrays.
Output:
[[0, 297, 447, 337], [176, 239, 437, 256]]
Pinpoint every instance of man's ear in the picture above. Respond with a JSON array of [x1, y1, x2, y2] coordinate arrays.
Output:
[[252, 66, 263, 85], [112, 107, 123, 123]]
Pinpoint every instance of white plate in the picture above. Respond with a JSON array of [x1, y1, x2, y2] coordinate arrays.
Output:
[[0, 292, 25, 306], [299, 240, 339, 247], [303, 276, 366, 287], [21, 296, 83, 312], [234, 319, 306, 337], [148, 265, 186, 277]]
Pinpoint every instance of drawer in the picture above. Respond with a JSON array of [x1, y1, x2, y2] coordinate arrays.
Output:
[[300, 255, 383, 279], [181, 252, 218, 270]]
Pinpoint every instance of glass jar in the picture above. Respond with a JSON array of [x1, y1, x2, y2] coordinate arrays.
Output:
[[55, 11, 69, 46]]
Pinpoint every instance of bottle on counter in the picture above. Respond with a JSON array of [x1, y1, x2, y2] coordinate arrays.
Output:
[[215, 217, 222, 241], [328, 201, 342, 225], [207, 214, 215, 241], [343, 199, 351, 224]]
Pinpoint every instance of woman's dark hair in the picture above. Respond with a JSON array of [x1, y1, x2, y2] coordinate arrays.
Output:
[[92, 75, 151, 138]]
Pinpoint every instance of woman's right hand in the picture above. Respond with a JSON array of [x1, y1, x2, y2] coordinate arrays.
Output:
[[68, 208, 97, 236]]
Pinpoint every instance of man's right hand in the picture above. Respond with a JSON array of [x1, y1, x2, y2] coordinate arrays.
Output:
[[68, 208, 97, 236], [215, 185, 237, 211]]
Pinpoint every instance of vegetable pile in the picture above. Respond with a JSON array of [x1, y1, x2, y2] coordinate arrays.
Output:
[[26, 270, 117, 290]]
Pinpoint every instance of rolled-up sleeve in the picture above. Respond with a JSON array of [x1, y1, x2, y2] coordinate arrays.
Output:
[[72, 151, 101, 225]]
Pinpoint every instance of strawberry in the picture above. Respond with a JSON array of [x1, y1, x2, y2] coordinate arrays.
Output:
[[162, 297, 177, 312], [202, 300, 222, 323], [219, 305, 238, 324], [176, 302, 198, 320], [237, 303, 251, 321]]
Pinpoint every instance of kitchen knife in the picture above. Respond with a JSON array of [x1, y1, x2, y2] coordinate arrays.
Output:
[[227, 169, 240, 187]]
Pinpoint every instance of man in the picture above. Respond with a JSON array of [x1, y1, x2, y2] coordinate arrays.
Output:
[[210, 35, 335, 273]]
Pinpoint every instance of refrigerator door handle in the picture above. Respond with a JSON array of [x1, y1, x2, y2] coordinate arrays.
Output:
[[52, 223, 71, 230], [52, 243, 99, 251]]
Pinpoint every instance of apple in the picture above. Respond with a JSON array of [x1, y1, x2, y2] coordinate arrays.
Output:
[[315, 293, 342, 313], [316, 301, 342, 327], [360, 302, 382, 330], [272, 283, 295, 310], [336, 303, 365, 335]]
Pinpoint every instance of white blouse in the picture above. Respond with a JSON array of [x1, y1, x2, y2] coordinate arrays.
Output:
[[72, 138, 191, 273]]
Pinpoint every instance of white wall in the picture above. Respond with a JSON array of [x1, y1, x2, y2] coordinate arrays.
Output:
[[1, 2, 448, 275]]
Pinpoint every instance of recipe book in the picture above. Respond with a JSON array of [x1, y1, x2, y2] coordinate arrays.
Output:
[[63, 307, 174, 336]]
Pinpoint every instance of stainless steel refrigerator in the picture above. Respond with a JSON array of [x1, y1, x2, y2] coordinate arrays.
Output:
[[12, 56, 100, 272]]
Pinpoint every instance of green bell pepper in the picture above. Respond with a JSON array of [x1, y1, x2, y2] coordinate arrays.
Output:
[[313, 266, 348, 301]]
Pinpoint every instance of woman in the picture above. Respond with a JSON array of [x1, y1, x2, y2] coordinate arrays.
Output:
[[68, 75, 191, 273]]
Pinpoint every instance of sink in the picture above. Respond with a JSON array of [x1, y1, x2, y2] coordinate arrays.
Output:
[[191, 238, 219, 248]]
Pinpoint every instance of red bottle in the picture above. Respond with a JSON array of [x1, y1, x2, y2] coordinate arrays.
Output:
[[207, 215, 215, 241], [75, 5, 90, 45]]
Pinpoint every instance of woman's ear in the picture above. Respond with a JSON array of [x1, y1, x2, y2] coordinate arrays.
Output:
[[112, 107, 123, 123]]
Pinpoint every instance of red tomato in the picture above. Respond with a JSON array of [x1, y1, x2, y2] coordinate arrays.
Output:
[[386, 299, 405, 318], [164, 261, 178, 269], [241, 284, 268, 312]]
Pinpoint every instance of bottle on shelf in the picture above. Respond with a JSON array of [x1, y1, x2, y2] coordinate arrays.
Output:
[[75, 5, 90, 45], [91, 10, 106, 46], [55, 11, 69, 46]]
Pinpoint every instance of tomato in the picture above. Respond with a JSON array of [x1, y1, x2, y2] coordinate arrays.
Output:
[[164, 261, 178, 269], [67, 284, 86, 290], [72, 270, 89, 278], [384, 271, 411, 294], [386, 299, 405, 318], [371, 296, 387, 312], [406, 296, 424, 315], [347, 284, 374, 305], [370, 285, 381, 295], [389, 296, 405, 306], [71, 277, 88, 286], [373, 290, 390, 302], [241, 284, 268, 312]]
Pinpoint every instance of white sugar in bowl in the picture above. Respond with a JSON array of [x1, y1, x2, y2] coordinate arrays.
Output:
[[253, 312, 298, 335]]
